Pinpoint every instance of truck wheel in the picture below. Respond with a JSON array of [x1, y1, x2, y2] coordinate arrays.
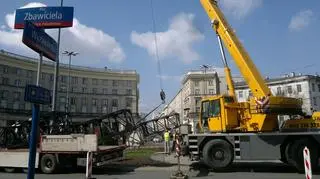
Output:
[[40, 154, 57, 174], [284, 141, 294, 165], [289, 138, 319, 173], [202, 139, 234, 171]]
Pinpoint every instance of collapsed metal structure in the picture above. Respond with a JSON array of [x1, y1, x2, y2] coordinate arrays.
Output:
[[0, 109, 181, 149]]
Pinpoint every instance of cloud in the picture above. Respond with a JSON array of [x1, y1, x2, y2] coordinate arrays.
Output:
[[220, 0, 262, 19], [289, 9, 314, 31], [130, 13, 204, 64], [0, 2, 125, 65]]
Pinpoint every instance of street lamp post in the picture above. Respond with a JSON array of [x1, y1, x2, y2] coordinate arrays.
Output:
[[200, 64, 210, 96], [62, 51, 79, 114]]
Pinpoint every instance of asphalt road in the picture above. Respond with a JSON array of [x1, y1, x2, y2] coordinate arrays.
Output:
[[0, 162, 319, 179]]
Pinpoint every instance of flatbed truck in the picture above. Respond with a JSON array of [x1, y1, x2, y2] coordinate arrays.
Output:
[[0, 134, 125, 173]]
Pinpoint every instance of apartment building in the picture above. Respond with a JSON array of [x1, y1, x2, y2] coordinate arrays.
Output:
[[235, 73, 320, 115], [0, 50, 140, 121], [160, 68, 243, 133]]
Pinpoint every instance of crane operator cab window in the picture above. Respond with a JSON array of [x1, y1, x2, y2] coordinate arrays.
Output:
[[201, 99, 221, 129]]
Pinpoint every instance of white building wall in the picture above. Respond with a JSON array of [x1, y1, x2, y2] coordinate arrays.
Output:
[[235, 75, 320, 115]]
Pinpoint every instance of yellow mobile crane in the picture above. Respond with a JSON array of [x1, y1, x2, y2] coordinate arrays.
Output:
[[182, 0, 320, 172]]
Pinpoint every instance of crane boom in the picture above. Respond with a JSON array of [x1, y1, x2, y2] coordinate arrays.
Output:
[[200, 0, 271, 98]]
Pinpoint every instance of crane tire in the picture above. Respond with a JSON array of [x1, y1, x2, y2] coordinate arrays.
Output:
[[40, 154, 57, 174], [288, 138, 319, 173], [202, 139, 234, 171], [284, 141, 294, 165]]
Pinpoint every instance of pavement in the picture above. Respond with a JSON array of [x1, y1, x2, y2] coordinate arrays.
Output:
[[150, 152, 193, 166], [1, 153, 319, 179]]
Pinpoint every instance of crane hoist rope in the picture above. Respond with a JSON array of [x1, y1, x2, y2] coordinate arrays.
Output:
[[150, 0, 166, 104]]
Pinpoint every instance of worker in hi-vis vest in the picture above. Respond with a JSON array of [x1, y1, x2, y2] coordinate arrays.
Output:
[[164, 129, 170, 154]]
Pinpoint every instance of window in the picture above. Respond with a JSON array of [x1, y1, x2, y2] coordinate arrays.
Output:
[[92, 79, 98, 85], [50, 74, 54, 81], [126, 89, 132, 95], [102, 99, 108, 106], [112, 99, 118, 107], [82, 78, 87, 84], [103, 79, 108, 85], [209, 89, 215, 95], [92, 88, 97, 94], [71, 87, 77, 92], [14, 80, 21, 87], [297, 84, 302, 93], [238, 91, 243, 98], [72, 77, 78, 84], [0, 90, 9, 99], [312, 83, 315, 92], [195, 81, 199, 87], [41, 73, 46, 80], [92, 98, 97, 106], [126, 98, 132, 107], [60, 75, 67, 83], [277, 87, 281, 95], [103, 88, 108, 94], [287, 86, 292, 94], [70, 97, 76, 105], [195, 89, 200, 95], [3, 66, 8, 73], [127, 80, 132, 87], [318, 84, 320, 92], [82, 87, 87, 93], [59, 97, 66, 103], [112, 89, 117, 94], [1, 77, 9, 85], [27, 70, 33, 77], [81, 97, 87, 105], [314, 97, 317, 106], [16, 68, 21, 75], [112, 80, 118, 86], [208, 80, 214, 86]]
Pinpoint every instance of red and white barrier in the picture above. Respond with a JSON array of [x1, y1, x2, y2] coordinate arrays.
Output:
[[86, 151, 93, 179], [175, 136, 181, 157], [304, 147, 312, 179]]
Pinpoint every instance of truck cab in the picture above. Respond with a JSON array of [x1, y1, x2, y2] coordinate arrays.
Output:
[[200, 95, 239, 133]]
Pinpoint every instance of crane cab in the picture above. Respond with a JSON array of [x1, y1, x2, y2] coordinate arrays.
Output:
[[199, 95, 239, 133]]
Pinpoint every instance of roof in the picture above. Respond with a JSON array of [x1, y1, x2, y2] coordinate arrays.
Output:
[[235, 74, 320, 89], [0, 49, 138, 75]]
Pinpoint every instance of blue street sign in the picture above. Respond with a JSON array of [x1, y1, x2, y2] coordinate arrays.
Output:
[[14, 6, 74, 29], [22, 21, 58, 61], [24, 84, 52, 105]]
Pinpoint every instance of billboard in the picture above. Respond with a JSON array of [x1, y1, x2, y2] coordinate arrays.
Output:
[[22, 21, 58, 61], [14, 6, 74, 29]]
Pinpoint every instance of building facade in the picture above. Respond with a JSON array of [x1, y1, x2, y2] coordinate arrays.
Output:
[[235, 74, 320, 115], [0, 50, 140, 120], [160, 68, 243, 133]]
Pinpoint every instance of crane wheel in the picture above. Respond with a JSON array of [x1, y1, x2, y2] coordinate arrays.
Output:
[[286, 138, 319, 173], [202, 139, 234, 171], [40, 154, 58, 174], [284, 141, 294, 165]]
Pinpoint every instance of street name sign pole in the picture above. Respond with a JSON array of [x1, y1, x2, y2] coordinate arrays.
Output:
[[22, 20, 58, 179]]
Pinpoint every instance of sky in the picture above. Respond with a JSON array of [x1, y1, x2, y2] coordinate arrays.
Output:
[[0, 0, 319, 113]]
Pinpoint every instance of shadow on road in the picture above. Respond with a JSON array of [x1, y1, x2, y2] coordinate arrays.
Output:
[[57, 158, 176, 175], [188, 161, 320, 177]]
